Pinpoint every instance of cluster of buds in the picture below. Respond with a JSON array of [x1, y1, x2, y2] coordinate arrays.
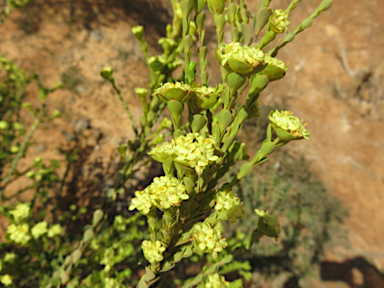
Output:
[[268, 110, 310, 141], [270, 9, 291, 34], [193, 222, 227, 259], [214, 190, 245, 223], [129, 176, 189, 214], [149, 133, 219, 175], [141, 240, 167, 264], [202, 273, 229, 288]]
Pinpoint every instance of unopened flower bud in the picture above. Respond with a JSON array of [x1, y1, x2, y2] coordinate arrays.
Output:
[[100, 67, 113, 80], [153, 82, 193, 104], [259, 55, 287, 81], [132, 25, 144, 40]]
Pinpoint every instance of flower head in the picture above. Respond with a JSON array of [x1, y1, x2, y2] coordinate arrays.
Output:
[[153, 82, 193, 103], [259, 55, 288, 81], [204, 273, 229, 288], [270, 9, 290, 33], [31, 221, 48, 239], [47, 224, 63, 238], [190, 86, 219, 110], [0, 274, 13, 286], [142, 240, 166, 264], [7, 223, 31, 245], [3, 253, 16, 263], [216, 42, 266, 76], [9, 203, 30, 223], [129, 176, 188, 214], [214, 191, 245, 223], [268, 110, 310, 141], [193, 222, 227, 259]]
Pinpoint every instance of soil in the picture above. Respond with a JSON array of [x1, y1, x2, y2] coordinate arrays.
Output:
[[0, 0, 384, 287]]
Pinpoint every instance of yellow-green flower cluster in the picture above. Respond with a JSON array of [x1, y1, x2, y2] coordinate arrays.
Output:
[[129, 176, 188, 214], [31, 221, 48, 239], [141, 240, 166, 264], [0, 274, 12, 286], [47, 224, 63, 238], [259, 55, 288, 81], [3, 253, 16, 263], [190, 86, 219, 110], [153, 81, 191, 103], [214, 191, 245, 223], [149, 133, 219, 175], [7, 223, 31, 245], [9, 203, 30, 223], [105, 277, 122, 288], [270, 9, 290, 33], [193, 222, 227, 259], [216, 42, 265, 75], [203, 273, 229, 288], [268, 110, 310, 141]]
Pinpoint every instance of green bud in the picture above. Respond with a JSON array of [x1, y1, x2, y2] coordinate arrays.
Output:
[[132, 25, 144, 40], [134, 88, 148, 99], [190, 86, 219, 110], [52, 109, 61, 118], [268, 110, 310, 141], [319, 0, 333, 11], [92, 209, 104, 226], [207, 0, 227, 14], [100, 67, 113, 80], [255, 209, 280, 240]]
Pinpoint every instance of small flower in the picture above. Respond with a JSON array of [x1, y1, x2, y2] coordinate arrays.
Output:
[[216, 42, 266, 76], [7, 223, 31, 245], [141, 240, 166, 264], [204, 273, 229, 288], [270, 9, 290, 33], [153, 82, 193, 104], [259, 55, 288, 81], [3, 253, 16, 263], [0, 120, 8, 129], [172, 133, 219, 175], [105, 277, 121, 288], [190, 86, 219, 110], [47, 224, 63, 238], [0, 274, 13, 286], [193, 222, 227, 259], [31, 221, 48, 239], [9, 203, 30, 223], [268, 110, 310, 141], [129, 176, 188, 214], [255, 209, 281, 239], [214, 191, 245, 223]]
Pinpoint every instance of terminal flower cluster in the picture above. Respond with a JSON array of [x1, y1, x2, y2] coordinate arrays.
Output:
[[270, 9, 291, 33], [9, 203, 30, 223], [7, 223, 31, 245], [268, 110, 310, 141], [129, 176, 188, 214], [216, 42, 265, 75], [203, 273, 229, 288], [141, 240, 166, 264], [193, 222, 227, 259], [214, 190, 245, 223], [149, 133, 219, 175]]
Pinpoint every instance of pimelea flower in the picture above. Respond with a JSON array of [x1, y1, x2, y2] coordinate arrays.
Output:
[[190, 86, 219, 110], [216, 42, 266, 76], [172, 133, 219, 175], [7, 223, 31, 245], [9, 203, 30, 223], [259, 55, 288, 81], [3, 253, 16, 263], [47, 224, 63, 238], [105, 277, 121, 288], [203, 273, 229, 288], [0, 274, 12, 286], [193, 222, 227, 259], [149, 133, 219, 175], [214, 191, 245, 223], [31, 221, 48, 239], [270, 9, 290, 33], [129, 176, 188, 214], [141, 240, 166, 264], [153, 82, 193, 103], [268, 110, 310, 141], [255, 209, 281, 239]]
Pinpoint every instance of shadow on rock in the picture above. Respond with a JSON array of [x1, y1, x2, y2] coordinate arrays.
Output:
[[321, 257, 384, 288]]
